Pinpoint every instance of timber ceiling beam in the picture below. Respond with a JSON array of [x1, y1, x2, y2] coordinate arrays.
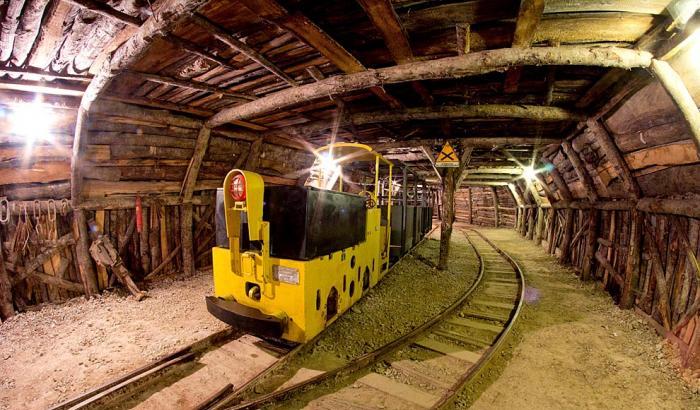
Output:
[[0, 67, 91, 82], [420, 145, 442, 182], [60, 0, 142, 27], [191, 14, 298, 86], [586, 118, 642, 198], [128, 71, 256, 102], [356, 0, 433, 105], [272, 104, 584, 137], [205, 46, 653, 127], [561, 141, 599, 202], [503, 0, 544, 93], [237, 0, 402, 109], [373, 137, 562, 150]]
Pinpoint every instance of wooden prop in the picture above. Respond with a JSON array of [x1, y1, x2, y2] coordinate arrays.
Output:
[[89, 236, 146, 301], [644, 224, 673, 330]]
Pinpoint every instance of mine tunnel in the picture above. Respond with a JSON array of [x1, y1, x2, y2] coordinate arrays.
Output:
[[0, 0, 700, 408]]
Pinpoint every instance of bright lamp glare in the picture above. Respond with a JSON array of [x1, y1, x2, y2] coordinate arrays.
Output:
[[523, 166, 537, 181], [10, 101, 54, 149], [319, 153, 337, 172]]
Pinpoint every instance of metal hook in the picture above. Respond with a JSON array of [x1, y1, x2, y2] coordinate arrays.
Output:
[[33, 200, 41, 221], [47, 199, 56, 222], [0, 198, 8, 224]]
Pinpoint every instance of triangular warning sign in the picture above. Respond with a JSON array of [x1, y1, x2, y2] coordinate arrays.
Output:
[[435, 142, 459, 167]]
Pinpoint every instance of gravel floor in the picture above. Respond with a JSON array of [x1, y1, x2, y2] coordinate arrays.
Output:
[[461, 228, 700, 410], [0, 269, 227, 410]]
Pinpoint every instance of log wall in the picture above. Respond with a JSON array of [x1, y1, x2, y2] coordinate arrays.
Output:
[[0, 100, 314, 316], [454, 186, 515, 228]]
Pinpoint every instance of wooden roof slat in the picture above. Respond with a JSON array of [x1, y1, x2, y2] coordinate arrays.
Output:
[[191, 14, 299, 86], [237, 0, 403, 108]]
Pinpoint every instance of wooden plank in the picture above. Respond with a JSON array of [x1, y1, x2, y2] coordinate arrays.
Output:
[[0, 162, 70, 185], [562, 141, 599, 202], [358, 373, 439, 408], [586, 119, 641, 198], [94, 210, 109, 289], [238, 0, 402, 109], [413, 338, 482, 364], [504, 0, 544, 93], [625, 140, 699, 170]]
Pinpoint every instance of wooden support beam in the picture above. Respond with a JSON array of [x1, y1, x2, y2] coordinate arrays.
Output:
[[456, 147, 474, 188], [504, 0, 544, 93], [561, 141, 599, 202], [0, 79, 85, 96], [644, 223, 673, 330], [0, 0, 26, 62], [651, 59, 700, 159], [192, 15, 298, 86], [586, 118, 641, 198], [238, 0, 401, 109], [545, 207, 556, 252], [0, 239, 14, 320], [559, 208, 574, 264], [166, 35, 240, 72], [581, 208, 599, 280], [180, 127, 212, 200], [356, 0, 433, 106], [60, 0, 141, 27], [207, 46, 653, 126], [421, 145, 442, 183], [72, 210, 99, 296], [0, 67, 90, 83], [130, 71, 257, 101], [280, 104, 584, 137], [372, 137, 562, 151], [491, 186, 500, 228], [621, 209, 642, 309], [535, 207, 545, 245]]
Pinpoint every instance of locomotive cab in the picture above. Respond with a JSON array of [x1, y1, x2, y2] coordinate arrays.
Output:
[[207, 143, 393, 343]]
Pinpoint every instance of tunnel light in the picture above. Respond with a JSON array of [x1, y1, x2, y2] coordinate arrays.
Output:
[[9, 99, 55, 150], [319, 153, 337, 173], [522, 165, 538, 181]]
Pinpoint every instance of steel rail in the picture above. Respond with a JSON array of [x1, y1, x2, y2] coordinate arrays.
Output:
[[431, 228, 526, 408], [216, 228, 486, 409], [210, 224, 444, 409]]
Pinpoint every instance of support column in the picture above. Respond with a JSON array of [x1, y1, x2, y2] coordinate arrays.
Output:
[[562, 141, 599, 202], [581, 208, 599, 281], [438, 168, 457, 270], [181, 204, 194, 276], [559, 208, 574, 264], [73, 209, 99, 297], [535, 206, 545, 245], [546, 207, 556, 253], [0, 239, 14, 320], [467, 187, 473, 225], [621, 209, 642, 308], [491, 186, 499, 228]]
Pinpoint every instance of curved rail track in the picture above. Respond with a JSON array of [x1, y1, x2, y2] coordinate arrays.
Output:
[[53, 228, 524, 410], [214, 228, 525, 409]]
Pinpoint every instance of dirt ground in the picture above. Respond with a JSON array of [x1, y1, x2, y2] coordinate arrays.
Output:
[[462, 228, 700, 410], [0, 270, 228, 410]]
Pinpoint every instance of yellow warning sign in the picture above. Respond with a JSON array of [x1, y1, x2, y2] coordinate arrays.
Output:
[[435, 142, 459, 168]]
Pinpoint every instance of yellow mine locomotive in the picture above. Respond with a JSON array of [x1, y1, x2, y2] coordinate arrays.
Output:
[[206, 143, 433, 343]]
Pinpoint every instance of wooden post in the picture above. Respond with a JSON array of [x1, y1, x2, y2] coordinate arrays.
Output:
[[438, 168, 456, 270], [581, 208, 599, 281], [546, 207, 556, 253], [542, 157, 572, 201], [651, 59, 700, 159], [535, 206, 545, 245], [644, 223, 673, 330], [562, 141, 599, 202], [181, 204, 194, 276], [491, 186, 499, 228], [527, 205, 536, 240], [467, 187, 473, 225], [0, 238, 14, 320], [149, 207, 162, 271], [621, 209, 642, 308], [72, 209, 99, 297], [140, 206, 150, 274], [559, 208, 575, 264]]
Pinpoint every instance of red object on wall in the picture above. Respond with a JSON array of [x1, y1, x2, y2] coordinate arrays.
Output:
[[135, 196, 143, 233]]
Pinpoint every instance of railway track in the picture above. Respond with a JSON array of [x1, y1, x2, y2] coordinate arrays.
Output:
[[53, 228, 522, 409], [49, 329, 300, 410], [214, 228, 525, 409]]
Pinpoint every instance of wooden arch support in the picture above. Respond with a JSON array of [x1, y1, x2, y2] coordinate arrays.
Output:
[[206, 47, 653, 126]]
